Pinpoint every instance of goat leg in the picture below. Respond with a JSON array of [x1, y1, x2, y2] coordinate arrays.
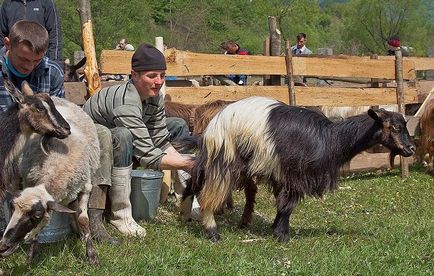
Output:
[[202, 208, 220, 242], [272, 190, 298, 243], [76, 190, 98, 265], [239, 177, 257, 228], [26, 238, 39, 263]]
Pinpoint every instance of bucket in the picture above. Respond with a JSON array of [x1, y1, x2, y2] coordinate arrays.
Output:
[[130, 169, 163, 221], [2, 202, 71, 243]]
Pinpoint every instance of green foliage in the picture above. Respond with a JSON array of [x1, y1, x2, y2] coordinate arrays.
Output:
[[0, 167, 433, 274], [1, 0, 433, 61], [341, 0, 434, 55]]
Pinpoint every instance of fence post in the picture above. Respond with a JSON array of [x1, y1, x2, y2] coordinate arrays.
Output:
[[263, 37, 271, 85], [395, 48, 409, 177], [78, 0, 101, 97], [285, 41, 295, 106], [268, 16, 281, 85]]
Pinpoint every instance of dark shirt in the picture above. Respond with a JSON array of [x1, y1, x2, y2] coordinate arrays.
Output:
[[0, 0, 63, 62]]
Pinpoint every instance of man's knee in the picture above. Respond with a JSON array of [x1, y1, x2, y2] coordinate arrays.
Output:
[[111, 127, 134, 167], [111, 127, 133, 148], [166, 117, 190, 140]]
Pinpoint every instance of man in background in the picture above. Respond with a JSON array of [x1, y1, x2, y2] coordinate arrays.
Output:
[[291, 32, 312, 55]]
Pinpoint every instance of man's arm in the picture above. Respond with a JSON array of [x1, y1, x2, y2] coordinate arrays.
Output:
[[44, 0, 62, 62], [0, 3, 9, 48], [49, 61, 65, 98], [160, 145, 195, 171]]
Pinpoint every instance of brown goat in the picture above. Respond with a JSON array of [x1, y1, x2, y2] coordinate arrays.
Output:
[[165, 99, 234, 135], [419, 99, 434, 172]]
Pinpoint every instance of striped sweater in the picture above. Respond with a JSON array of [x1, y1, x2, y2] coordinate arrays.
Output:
[[83, 81, 170, 170]]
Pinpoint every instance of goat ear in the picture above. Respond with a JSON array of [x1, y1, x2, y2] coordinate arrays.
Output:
[[74, 57, 87, 70], [21, 81, 34, 96], [368, 108, 384, 122], [46, 201, 76, 214], [2, 72, 24, 103]]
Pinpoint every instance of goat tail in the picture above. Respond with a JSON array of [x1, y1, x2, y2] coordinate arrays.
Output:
[[172, 135, 202, 153]]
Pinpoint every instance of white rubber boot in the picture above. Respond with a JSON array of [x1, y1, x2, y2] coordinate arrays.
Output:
[[110, 164, 146, 237]]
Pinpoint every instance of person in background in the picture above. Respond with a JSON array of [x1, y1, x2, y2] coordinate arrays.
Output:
[[83, 43, 195, 238], [109, 38, 135, 81], [116, 38, 135, 51], [387, 35, 412, 57], [290, 33, 312, 86], [291, 32, 313, 55], [0, 0, 63, 64], [220, 40, 249, 85]]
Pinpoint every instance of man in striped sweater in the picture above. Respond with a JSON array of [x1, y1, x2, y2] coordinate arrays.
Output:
[[83, 44, 194, 238]]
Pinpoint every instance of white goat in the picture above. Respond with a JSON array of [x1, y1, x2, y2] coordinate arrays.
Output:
[[0, 82, 100, 265]]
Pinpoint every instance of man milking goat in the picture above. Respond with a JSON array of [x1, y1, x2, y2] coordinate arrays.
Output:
[[83, 44, 195, 240]]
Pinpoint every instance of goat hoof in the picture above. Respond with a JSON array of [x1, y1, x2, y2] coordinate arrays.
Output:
[[88, 256, 99, 266], [273, 231, 290, 243], [206, 228, 221, 242], [238, 221, 248, 229]]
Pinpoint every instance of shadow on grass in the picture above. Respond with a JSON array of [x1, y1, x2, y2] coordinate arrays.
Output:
[[178, 205, 368, 243]]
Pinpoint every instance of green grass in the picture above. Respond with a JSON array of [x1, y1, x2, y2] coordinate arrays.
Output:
[[1, 166, 433, 275]]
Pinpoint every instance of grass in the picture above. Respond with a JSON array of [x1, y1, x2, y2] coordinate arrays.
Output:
[[1, 166, 433, 275]]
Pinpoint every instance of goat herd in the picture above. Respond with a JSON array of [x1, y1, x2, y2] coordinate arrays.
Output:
[[2, 77, 432, 265]]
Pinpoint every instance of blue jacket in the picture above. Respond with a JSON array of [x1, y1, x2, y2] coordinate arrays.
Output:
[[0, 0, 63, 63]]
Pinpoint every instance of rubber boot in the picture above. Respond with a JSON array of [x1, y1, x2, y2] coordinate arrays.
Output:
[[88, 208, 119, 245], [110, 164, 147, 237]]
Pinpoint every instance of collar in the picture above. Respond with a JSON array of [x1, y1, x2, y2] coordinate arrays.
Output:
[[297, 45, 307, 53]]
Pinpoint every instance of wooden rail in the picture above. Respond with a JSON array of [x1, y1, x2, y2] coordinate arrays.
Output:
[[100, 49, 419, 80]]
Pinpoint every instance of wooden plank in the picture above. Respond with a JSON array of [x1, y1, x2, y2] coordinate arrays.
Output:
[[165, 86, 418, 106], [380, 56, 434, 71], [408, 57, 434, 71], [100, 49, 416, 80]]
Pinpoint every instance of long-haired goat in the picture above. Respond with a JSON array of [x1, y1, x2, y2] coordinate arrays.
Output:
[[180, 96, 415, 243], [0, 81, 99, 264]]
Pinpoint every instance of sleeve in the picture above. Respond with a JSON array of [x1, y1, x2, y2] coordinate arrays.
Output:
[[44, 0, 62, 62], [50, 66, 65, 98], [0, 3, 9, 48], [112, 104, 166, 170]]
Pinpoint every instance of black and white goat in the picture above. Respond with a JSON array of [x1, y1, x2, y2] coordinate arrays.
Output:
[[0, 79, 100, 264], [180, 96, 416, 243]]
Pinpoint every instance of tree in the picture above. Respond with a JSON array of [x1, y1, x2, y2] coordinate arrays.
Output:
[[340, 0, 434, 56]]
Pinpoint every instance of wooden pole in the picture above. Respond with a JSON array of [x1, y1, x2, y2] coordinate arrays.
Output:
[[268, 16, 281, 85], [263, 37, 271, 85], [395, 48, 409, 177], [78, 0, 101, 97], [285, 41, 295, 106]]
